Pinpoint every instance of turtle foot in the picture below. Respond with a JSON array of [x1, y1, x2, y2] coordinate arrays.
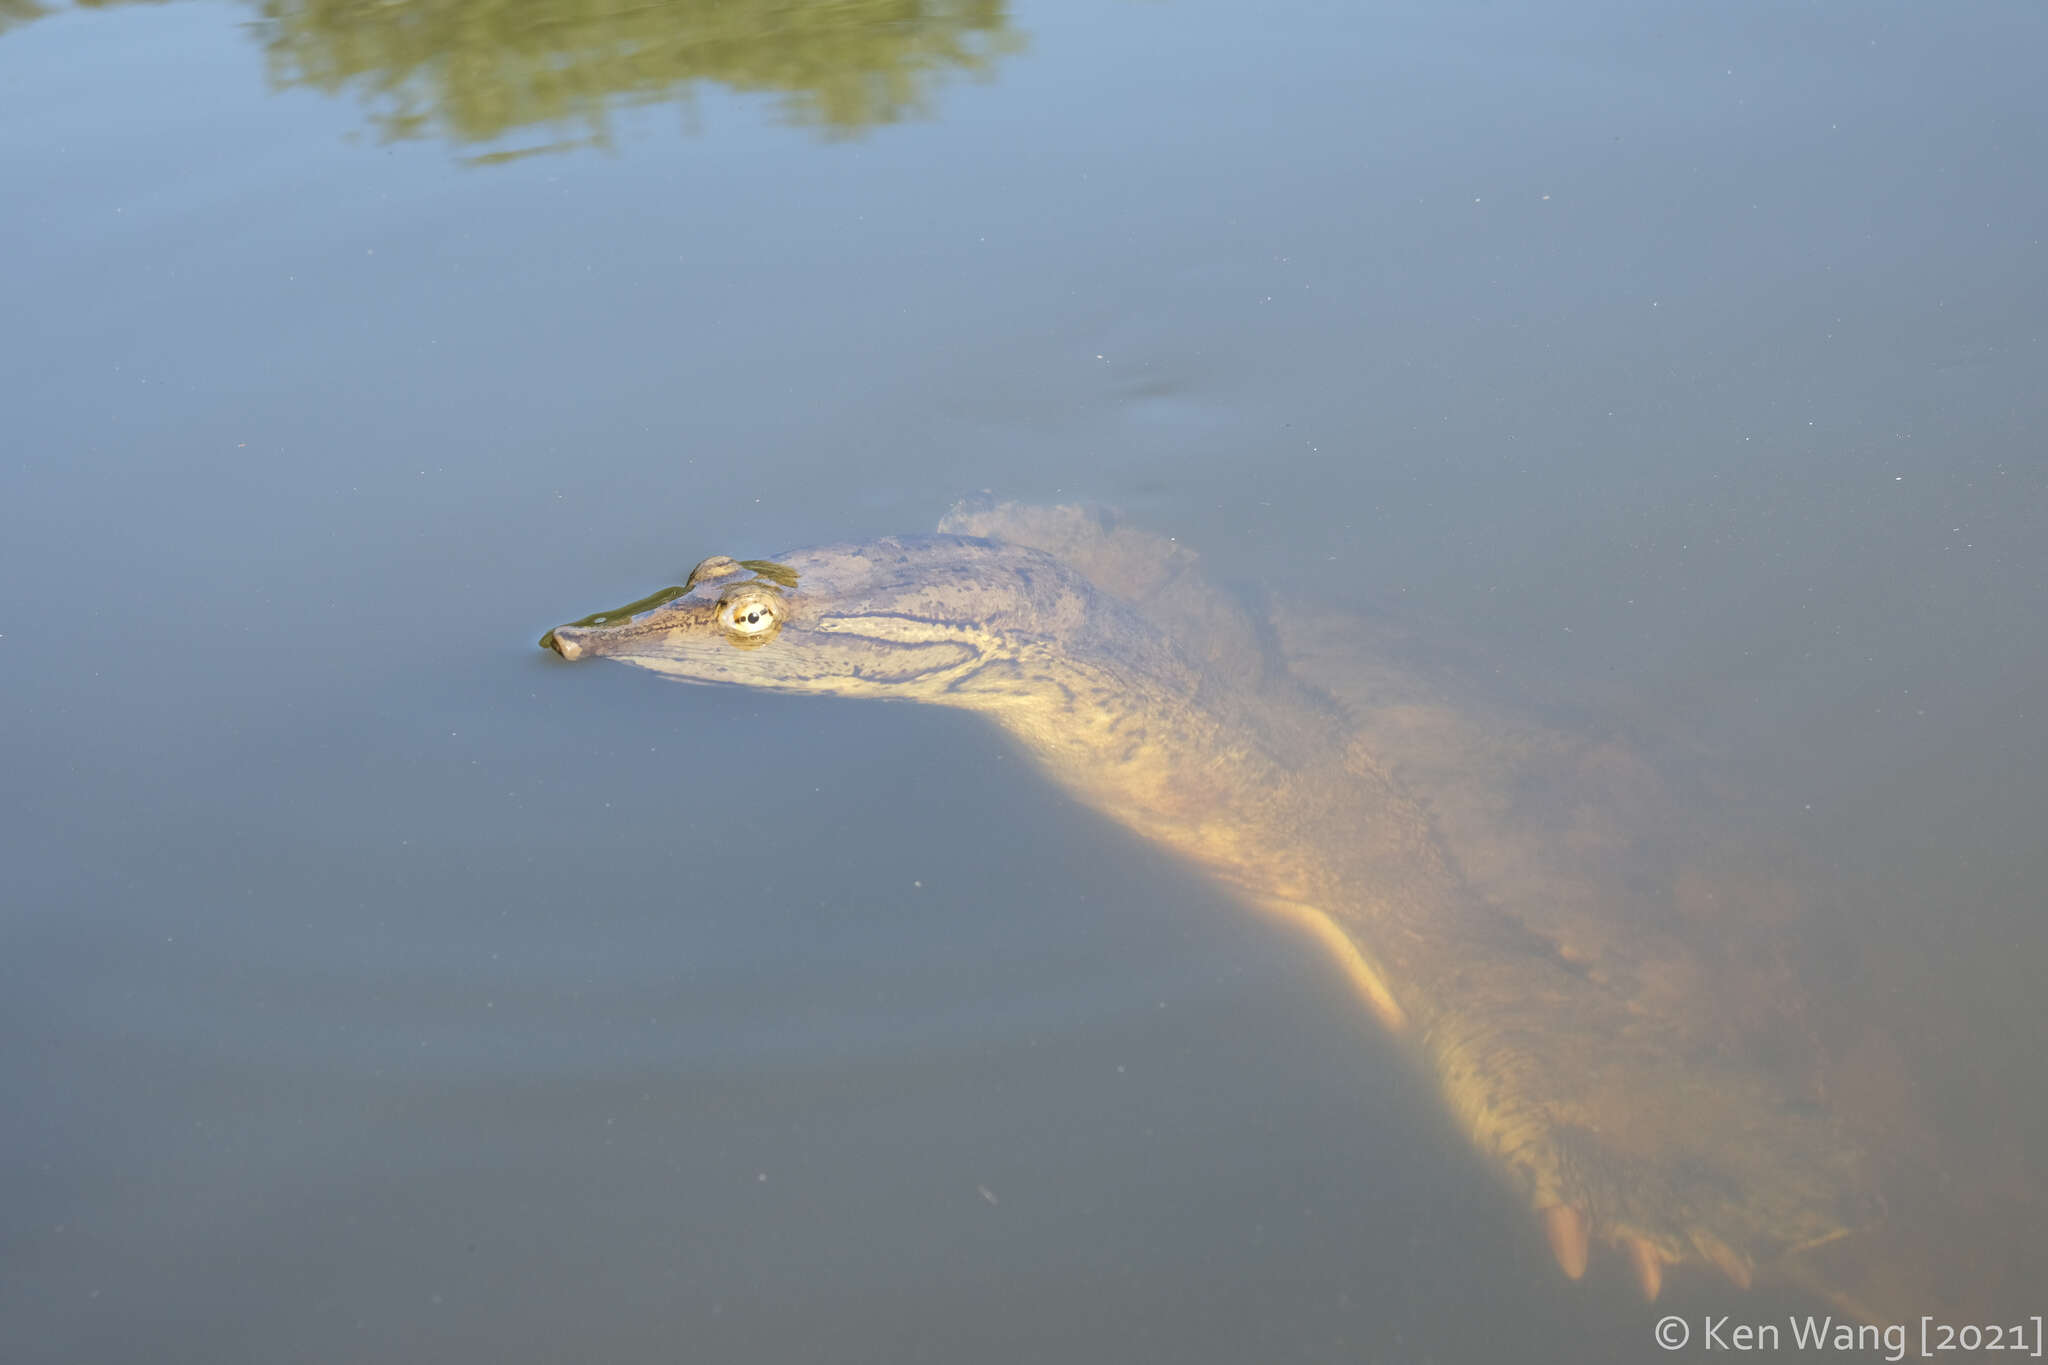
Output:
[[1428, 1004, 1875, 1304], [1537, 1198, 1759, 1299], [1512, 1111, 1871, 1304]]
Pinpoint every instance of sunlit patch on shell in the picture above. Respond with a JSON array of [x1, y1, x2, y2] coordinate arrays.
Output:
[[1250, 895, 1407, 1033]]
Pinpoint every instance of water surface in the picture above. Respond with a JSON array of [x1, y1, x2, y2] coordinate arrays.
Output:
[[3, 0, 2044, 1360]]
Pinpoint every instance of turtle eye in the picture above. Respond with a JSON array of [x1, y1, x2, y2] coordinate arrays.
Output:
[[720, 593, 779, 639]]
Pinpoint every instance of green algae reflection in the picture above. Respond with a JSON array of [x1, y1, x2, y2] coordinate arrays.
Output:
[[7, 0, 1022, 154], [255, 0, 1024, 157]]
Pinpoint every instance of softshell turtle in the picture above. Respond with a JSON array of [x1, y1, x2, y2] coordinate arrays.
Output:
[[539, 503, 2002, 1317]]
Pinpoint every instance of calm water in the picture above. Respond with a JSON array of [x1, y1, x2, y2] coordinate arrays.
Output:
[[4, 0, 2044, 1360]]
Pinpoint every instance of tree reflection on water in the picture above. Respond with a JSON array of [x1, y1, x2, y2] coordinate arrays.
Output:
[[14, 0, 1024, 158]]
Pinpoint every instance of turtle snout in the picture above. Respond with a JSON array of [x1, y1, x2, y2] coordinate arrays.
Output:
[[540, 627, 589, 660]]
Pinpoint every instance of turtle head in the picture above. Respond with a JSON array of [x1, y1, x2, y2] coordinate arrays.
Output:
[[540, 533, 1130, 705]]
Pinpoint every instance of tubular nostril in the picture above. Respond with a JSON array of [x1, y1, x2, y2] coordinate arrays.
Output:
[[540, 628, 586, 661]]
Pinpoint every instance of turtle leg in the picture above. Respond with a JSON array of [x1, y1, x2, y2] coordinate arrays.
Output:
[[1428, 1004, 1873, 1301]]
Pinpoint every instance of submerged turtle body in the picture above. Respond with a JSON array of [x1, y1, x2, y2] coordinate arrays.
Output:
[[541, 503, 1908, 1313]]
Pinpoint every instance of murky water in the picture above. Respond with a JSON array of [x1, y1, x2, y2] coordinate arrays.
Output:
[[4, 0, 2043, 1360]]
